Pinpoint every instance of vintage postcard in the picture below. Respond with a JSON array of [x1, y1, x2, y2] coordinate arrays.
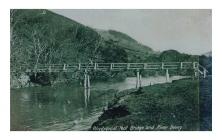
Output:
[[10, 9, 212, 131]]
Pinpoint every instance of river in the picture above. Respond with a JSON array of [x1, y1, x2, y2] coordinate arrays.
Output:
[[10, 76, 186, 131]]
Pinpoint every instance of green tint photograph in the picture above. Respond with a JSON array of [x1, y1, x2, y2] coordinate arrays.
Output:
[[10, 9, 212, 131]]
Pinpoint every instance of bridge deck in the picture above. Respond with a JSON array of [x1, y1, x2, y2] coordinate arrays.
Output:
[[14, 62, 202, 73]]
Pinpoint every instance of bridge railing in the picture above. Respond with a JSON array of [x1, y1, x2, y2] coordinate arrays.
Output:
[[112, 63, 128, 70], [13, 62, 201, 73], [144, 63, 162, 69], [162, 62, 179, 69], [97, 63, 112, 70]]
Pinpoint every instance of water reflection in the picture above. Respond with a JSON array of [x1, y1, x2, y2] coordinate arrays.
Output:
[[84, 88, 90, 107], [63, 104, 67, 115], [11, 76, 187, 130]]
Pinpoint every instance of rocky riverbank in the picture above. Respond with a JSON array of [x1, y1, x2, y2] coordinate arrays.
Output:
[[91, 77, 212, 131]]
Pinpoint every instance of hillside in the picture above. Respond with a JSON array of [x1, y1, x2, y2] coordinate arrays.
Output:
[[10, 9, 155, 87], [10, 9, 154, 71], [10, 9, 210, 87], [11, 9, 100, 69], [97, 29, 154, 62]]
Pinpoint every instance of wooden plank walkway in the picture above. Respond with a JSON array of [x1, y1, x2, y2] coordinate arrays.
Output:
[[14, 62, 205, 73]]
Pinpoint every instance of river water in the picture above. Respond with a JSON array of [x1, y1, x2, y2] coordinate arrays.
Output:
[[10, 76, 186, 131]]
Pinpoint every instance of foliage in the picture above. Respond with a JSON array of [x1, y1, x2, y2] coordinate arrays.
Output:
[[10, 9, 211, 87], [160, 50, 198, 62], [10, 9, 102, 69], [100, 40, 128, 63]]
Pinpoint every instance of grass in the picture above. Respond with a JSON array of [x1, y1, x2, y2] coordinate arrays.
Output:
[[91, 78, 201, 131]]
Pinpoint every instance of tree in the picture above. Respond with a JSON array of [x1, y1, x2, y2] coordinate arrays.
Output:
[[100, 39, 128, 63]]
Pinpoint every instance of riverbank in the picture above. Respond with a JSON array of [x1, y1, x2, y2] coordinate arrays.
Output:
[[91, 77, 211, 131], [10, 69, 188, 89], [10, 71, 128, 89]]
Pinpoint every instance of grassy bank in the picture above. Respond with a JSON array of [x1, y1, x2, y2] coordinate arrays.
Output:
[[91, 78, 205, 131]]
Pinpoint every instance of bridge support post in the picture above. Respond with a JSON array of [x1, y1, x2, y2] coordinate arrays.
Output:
[[127, 63, 130, 70], [193, 62, 197, 69], [84, 72, 87, 88], [84, 69, 90, 89], [83, 69, 90, 107], [48, 66, 52, 73], [136, 70, 139, 88], [78, 63, 81, 70], [139, 74, 142, 87], [136, 70, 142, 89], [87, 75, 90, 88], [180, 62, 183, 69], [94, 63, 97, 70], [63, 64, 66, 71], [166, 69, 170, 82], [161, 62, 164, 69], [203, 69, 207, 78], [194, 69, 198, 78]]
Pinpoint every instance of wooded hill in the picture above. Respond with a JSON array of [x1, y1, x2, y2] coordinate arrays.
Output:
[[10, 9, 211, 87], [10, 9, 155, 71]]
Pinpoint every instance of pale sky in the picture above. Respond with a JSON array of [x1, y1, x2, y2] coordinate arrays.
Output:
[[51, 9, 211, 55]]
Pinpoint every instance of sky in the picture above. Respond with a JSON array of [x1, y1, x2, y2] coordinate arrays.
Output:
[[51, 9, 211, 55]]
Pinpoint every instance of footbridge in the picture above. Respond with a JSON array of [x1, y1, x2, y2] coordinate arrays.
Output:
[[18, 62, 208, 89]]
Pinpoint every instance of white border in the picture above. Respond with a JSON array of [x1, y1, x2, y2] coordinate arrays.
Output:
[[0, 0, 221, 140]]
